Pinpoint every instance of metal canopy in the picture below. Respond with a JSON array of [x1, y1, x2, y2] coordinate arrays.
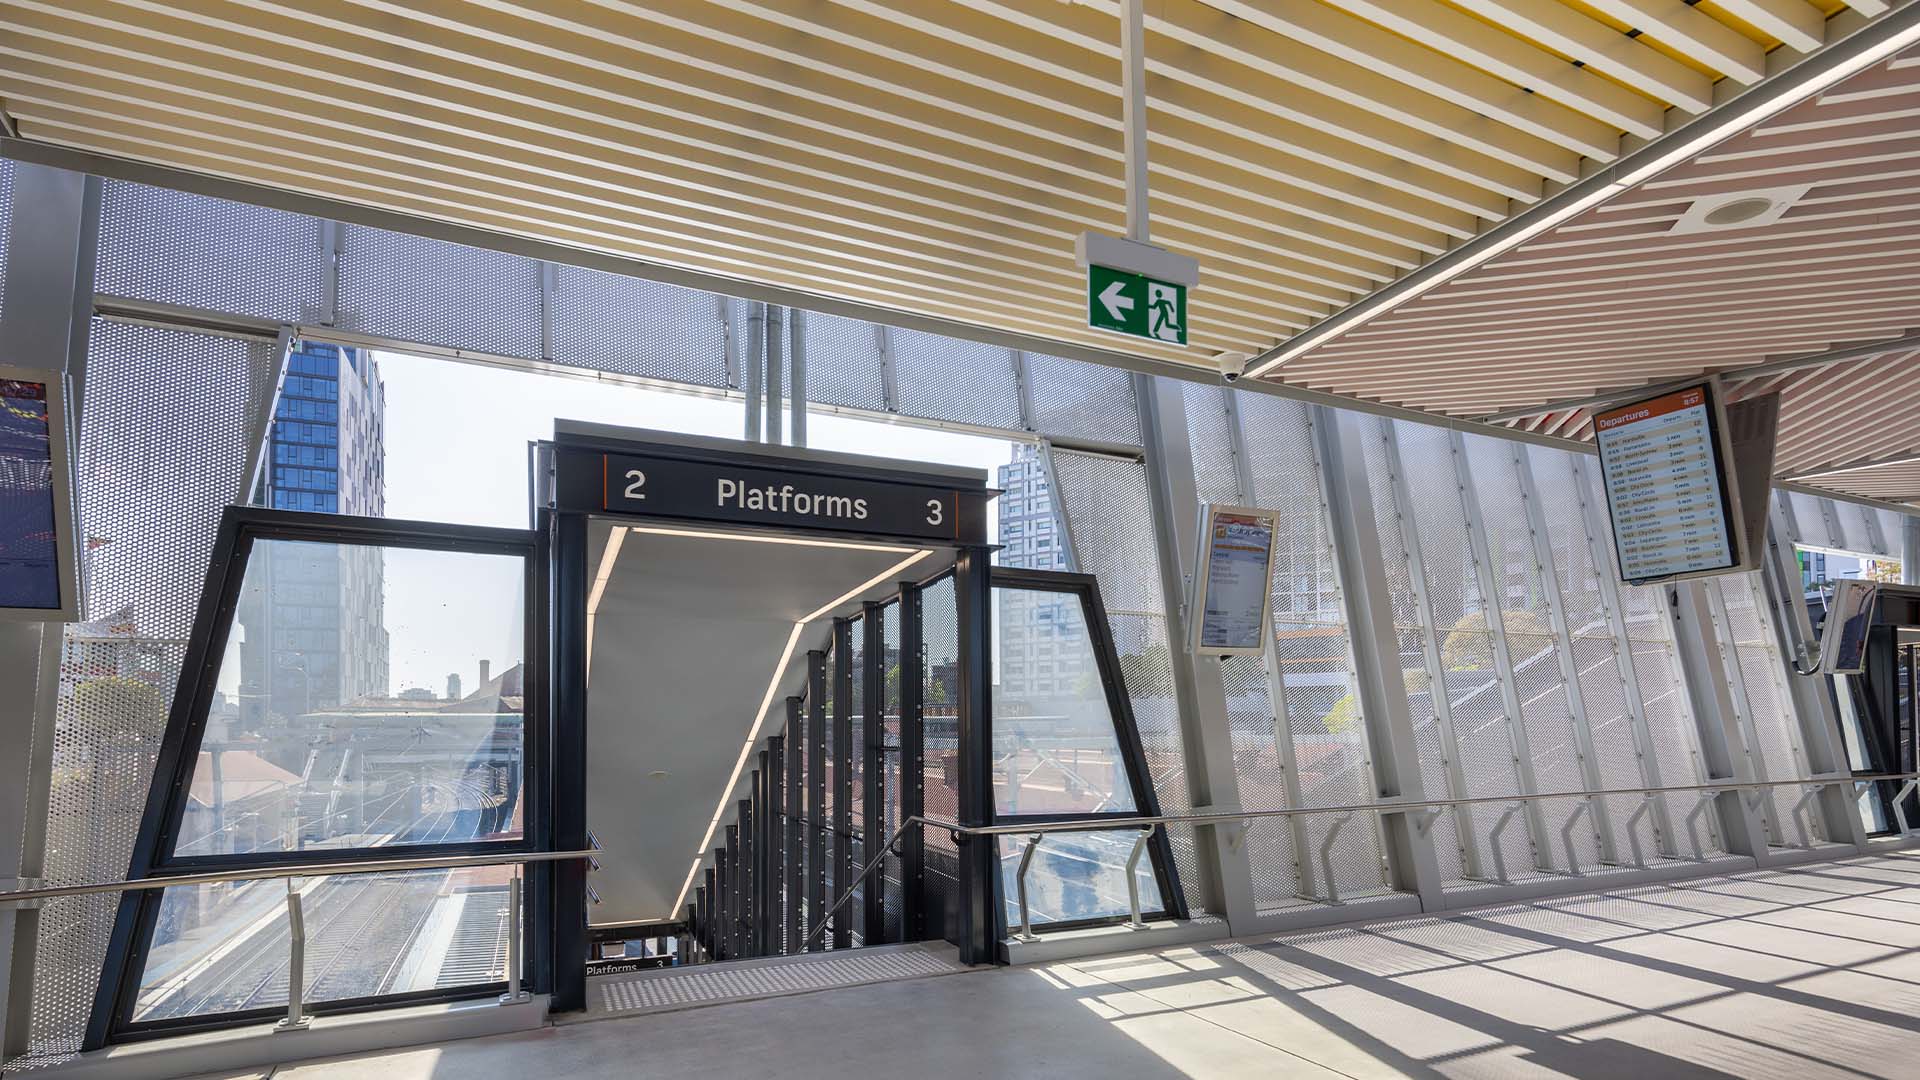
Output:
[[0, 0, 1893, 375]]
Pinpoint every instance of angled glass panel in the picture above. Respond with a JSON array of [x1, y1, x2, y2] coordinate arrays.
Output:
[[992, 588, 1136, 816], [177, 539, 526, 858], [134, 867, 513, 1022], [996, 830, 1163, 928]]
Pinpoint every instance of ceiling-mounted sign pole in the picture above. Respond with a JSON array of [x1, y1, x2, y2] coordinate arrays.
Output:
[[1121, 0, 1149, 245], [1080, 0, 1198, 347]]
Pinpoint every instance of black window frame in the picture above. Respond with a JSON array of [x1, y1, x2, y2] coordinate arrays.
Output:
[[87, 506, 543, 1047], [987, 566, 1188, 934]]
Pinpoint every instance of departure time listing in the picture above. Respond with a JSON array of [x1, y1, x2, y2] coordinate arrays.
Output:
[[1593, 387, 1736, 582]]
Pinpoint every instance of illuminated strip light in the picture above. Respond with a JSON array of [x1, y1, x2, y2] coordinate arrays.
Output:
[[584, 525, 627, 682], [668, 548, 933, 918], [1244, 10, 1920, 382], [624, 524, 918, 554]]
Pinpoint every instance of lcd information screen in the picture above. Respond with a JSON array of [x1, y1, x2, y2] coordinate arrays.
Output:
[[1820, 579, 1877, 676], [0, 378, 62, 610], [1195, 507, 1276, 655], [1593, 383, 1745, 585]]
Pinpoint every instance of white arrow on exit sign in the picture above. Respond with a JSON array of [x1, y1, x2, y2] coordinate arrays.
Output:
[[1097, 280, 1134, 322]]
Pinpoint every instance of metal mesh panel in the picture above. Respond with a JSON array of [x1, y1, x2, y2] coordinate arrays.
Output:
[[1046, 449, 1199, 907], [338, 226, 542, 360], [0, 156, 13, 324], [919, 575, 961, 944], [1235, 396, 1387, 899], [800, 312, 886, 412], [549, 265, 728, 388], [1464, 436, 1601, 871], [1180, 381, 1240, 505], [888, 329, 1022, 431], [95, 181, 325, 323], [1220, 654, 1303, 907], [30, 321, 273, 1055], [1712, 573, 1808, 843], [1023, 352, 1141, 447]]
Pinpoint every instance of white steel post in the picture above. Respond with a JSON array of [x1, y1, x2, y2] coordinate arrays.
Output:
[[276, 879, 311, 1032], [1136, 375, 1254, 928], [1315, 407, 1444, 909], [1120, 0, 1150, 243], [1670, 581, 1766, 857], [0, 163, 95, 1062]]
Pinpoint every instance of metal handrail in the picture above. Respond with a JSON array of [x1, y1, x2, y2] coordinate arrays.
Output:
[[800, 771, 1918, 948], [0, 847, 599, 907]]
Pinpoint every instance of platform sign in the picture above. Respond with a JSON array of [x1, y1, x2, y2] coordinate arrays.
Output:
[[1088, 264, 1186, 345], [1190, 504, 1277, 656], [597, 452, 987, 545], [1593, 380, 1752, 586]]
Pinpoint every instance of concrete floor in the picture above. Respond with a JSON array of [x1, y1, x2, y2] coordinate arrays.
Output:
[[218, 851, 1920, 1079]]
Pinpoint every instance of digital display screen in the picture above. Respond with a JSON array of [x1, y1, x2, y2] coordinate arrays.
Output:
[[1196, 508, 1275, 654], [0, 378, 62, 610], [1593, 384, 1743, 584]]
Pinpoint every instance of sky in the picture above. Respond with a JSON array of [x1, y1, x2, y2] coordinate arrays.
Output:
[[372, 350, 1016, 695]]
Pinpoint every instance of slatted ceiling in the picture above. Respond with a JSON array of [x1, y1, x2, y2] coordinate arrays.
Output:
[[2, 0, 1883, 382], [1277, 42, 1920, 423]]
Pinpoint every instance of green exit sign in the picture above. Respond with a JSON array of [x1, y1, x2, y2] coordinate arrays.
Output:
[[1088, 264, 1186, 345]]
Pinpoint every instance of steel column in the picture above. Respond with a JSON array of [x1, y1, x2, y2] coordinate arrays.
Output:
[[788, 308, 808, 448], [743, 302, 764, 442], [897, 582, 926, 940], [784, 700, 804, 954], [1760, 500, 1858, 846], [1316, 409, 1442, 905], [861, 603, 887, 943], [766, 305, 785, 446], [1450, 430, 1554, 872], [1703, 584, 1785, 845], [1510, 444, 1618, 866], [805, 649, 828, 950], [1378, 417, 1482, 881], [953, 546, 998, 964], [832, 618, 854, 949], [1669, 582, 1763, 856], [0, 162, 96, 1059], [1135, 375, 1252, 925]]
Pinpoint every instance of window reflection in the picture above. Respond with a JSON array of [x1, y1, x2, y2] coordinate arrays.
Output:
[[997, 829, 1161, 927], [992, 589, 1136, 816], [178, 540, 525, 856], [134, 868, 512, 1021]]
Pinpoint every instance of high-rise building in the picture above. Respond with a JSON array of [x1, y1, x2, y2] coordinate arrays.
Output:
[[238, 343, 390, 728], [995, 444, 1076, 699]]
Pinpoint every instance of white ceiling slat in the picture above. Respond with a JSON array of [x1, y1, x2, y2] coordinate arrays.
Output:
[[1445, 0, 1718, 111], [1324, 0, 1668, 138], [1713, 0, 1826, 54], [1581, 1, 1768, 84]]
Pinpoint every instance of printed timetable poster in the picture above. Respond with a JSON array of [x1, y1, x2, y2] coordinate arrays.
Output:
[[1593, 384, 1743, 585], [1197, 509, 1276, 654]]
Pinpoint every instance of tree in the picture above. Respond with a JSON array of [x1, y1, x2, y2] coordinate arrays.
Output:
[[1439, 609, 1553, 671]]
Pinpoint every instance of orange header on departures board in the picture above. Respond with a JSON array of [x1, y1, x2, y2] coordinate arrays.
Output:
[[1593, 386, 1707, 433]]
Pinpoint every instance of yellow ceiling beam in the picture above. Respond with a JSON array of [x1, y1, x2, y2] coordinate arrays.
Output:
[[1326, 0, 1670, 139], [1713, 0, 1829, 52], [1194, 0, 1626, 160], [1448, 0, 1719, 111], [1581, 1, 1770, 83]]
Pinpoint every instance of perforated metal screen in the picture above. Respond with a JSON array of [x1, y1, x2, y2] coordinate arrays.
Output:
[[550, 265, 729, 388], [338, 227, 543, 360], [29, 320, 275, 1056], [0, 157, 13, 324], [96, 181, 325, 323]]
